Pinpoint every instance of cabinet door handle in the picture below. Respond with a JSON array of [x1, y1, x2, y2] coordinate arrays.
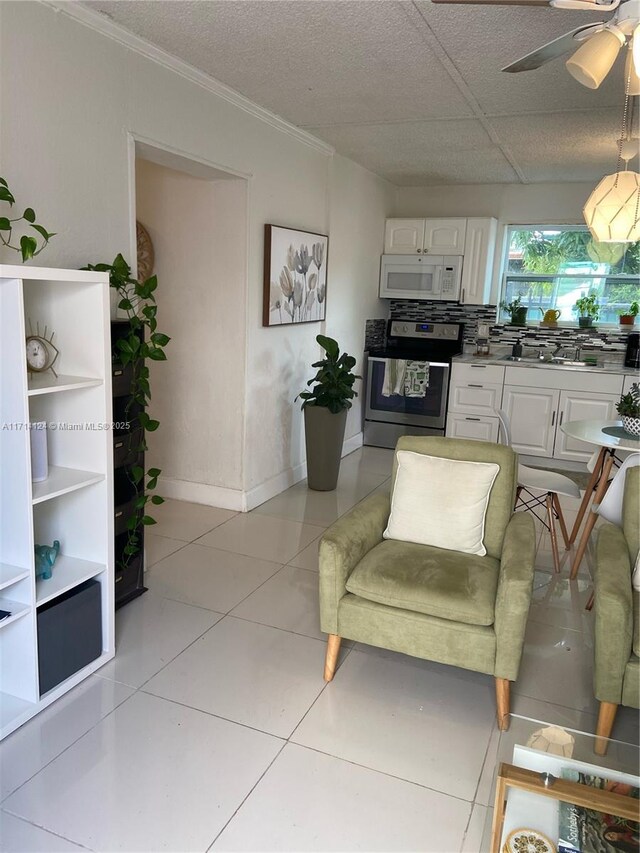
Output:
[[468, 384, 484, 388], [470, 365, 487, 369], [559, 411, 564, 426], [417, 249, 422, 253], [465, 417, 481, 422], [461, 288, 465, 304], [551, 411, 556, 426]]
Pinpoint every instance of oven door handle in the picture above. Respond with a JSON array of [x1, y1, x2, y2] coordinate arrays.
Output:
[[368, 358, 449, 367]]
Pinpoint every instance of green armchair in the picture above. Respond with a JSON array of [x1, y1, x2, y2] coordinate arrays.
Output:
[[319, 436, 537, 731], [594, 466, 640, 753]]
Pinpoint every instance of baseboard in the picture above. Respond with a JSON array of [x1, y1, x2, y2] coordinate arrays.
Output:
[[158, 431, 365, 513], [342, 430, 364, 457], [156, 476, 245, 511]]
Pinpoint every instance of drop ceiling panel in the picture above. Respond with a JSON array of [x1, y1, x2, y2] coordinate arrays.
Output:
[[81, 0, 624, 186], [88, 0, 474, 124], [418, 2, 625, 115], [306, 120, 520, 184], [491, 108, 628, 183]]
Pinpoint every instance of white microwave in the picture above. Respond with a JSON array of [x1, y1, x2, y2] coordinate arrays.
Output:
[[379, 254, 463, 301]]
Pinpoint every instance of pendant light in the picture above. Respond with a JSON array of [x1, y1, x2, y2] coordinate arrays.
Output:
[[584, 54, 640, 242]]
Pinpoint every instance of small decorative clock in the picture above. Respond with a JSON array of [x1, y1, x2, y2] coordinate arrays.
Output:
[[26, 321, 59, 378]]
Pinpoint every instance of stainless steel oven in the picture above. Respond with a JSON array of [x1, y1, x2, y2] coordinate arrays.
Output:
[[363, 320, 463, 448]]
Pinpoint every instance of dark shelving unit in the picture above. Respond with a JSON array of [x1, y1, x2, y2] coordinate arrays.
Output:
[[111, 320, 147, 608]]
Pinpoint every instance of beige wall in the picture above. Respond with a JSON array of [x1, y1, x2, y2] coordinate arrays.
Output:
[[135, 159, 247, 492], [394, 182, 593, 225]]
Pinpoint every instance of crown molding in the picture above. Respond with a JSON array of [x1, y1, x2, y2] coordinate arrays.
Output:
[[42, 1, 335, 157]]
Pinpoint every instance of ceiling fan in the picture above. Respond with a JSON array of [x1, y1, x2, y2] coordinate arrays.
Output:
[[431, 0, 640, 88]]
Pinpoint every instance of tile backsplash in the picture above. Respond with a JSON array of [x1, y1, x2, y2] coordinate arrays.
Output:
[[378, 300, 633, 353]]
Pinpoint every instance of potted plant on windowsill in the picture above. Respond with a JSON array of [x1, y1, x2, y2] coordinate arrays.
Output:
[[619, 301, 639, 327], [297, 335, 360, 491], [574, 292, 600, 329], [616, 382, 640, 437], [499, 295, 528, 327]]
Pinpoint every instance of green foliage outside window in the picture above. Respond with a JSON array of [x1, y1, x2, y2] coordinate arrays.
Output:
[[503, 228, 640, 324]]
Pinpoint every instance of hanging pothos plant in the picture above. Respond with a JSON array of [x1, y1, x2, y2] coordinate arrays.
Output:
[[84, 253, 170, 568], [0, 176, 56, 261]]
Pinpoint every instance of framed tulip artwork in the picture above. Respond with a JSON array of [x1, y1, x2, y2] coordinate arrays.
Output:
[[263, 224, 329, 326]]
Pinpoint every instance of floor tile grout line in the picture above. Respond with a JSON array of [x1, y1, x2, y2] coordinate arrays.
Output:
[[0, 809, 96, 851], [205, 741, 289, 852], [0, 685, 136, 812]]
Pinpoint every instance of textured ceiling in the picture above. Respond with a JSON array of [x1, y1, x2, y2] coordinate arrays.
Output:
[[84, 0, 632, 186]]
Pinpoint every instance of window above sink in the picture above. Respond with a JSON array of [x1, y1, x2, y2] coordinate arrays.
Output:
[[500, 226, 640, 327]]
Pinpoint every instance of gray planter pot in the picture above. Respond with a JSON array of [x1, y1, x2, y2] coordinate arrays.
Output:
[[578, 316, 594, 329], [304, 406, 347, 491]]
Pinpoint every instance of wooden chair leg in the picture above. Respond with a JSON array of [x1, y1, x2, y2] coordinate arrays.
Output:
[[495, 677, 510, 731], [324, 634, 342, 682], [568, 447, 605, 545], [571, 452, 615, 579], [553, 493, 570, 550], [595, 701, 618, 755], [546, 493, 561, 574]]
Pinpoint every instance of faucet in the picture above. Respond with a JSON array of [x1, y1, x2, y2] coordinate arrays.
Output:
[[551, 344, 564, 359], [575, 346, 582, 361]]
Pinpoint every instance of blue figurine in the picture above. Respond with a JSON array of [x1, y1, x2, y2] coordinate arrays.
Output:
[[34, 540, 60, 580]]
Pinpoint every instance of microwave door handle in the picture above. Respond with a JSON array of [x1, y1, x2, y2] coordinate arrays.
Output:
[[435, 266, 443, 297]]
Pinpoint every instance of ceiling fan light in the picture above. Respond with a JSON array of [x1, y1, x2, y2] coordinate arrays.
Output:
[[566, 28, 625, 89], [625, 42, 640, 95], [583, 171, 640, 242]]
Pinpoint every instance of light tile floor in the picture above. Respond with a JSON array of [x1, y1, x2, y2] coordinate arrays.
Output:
[[1, 446, 638, 852]]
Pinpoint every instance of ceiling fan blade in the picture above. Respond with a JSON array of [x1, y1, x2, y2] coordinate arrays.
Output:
[[431, 0, 551, 5], [501, 23, 604, 72]]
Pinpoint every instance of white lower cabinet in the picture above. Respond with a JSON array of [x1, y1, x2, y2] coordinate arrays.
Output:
[[553, 390, 619, 462], [502, 386, 559, 458], [448, 359, 625, 462], [446, 413, 499, 442]]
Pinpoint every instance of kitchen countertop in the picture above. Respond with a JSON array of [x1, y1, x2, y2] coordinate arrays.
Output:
[[453, 351, 639, 377]]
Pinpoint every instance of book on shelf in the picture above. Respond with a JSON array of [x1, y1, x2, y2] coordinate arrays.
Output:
[[558, 769, 640, 853]]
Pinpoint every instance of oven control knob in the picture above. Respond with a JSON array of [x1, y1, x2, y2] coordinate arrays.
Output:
[[402, 324, 409, 333]]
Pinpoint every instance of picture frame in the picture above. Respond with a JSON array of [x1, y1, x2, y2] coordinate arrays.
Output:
[[263, 224, 329, 327]]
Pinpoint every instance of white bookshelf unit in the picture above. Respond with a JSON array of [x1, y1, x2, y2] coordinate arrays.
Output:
[[0, 265, 114, 740]]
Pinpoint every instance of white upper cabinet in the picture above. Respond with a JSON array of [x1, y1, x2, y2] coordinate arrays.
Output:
[[384, 217, 498, 305], [423, 219, 467, 254], [384, 218, 467, 255], [384, 219, 426, 254], [460, 218, 498, 305]]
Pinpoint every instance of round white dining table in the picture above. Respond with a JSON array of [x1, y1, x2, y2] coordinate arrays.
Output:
[[560, 419, 640, 578]]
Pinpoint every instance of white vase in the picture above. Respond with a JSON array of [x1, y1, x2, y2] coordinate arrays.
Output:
[[622, 415, 640, 437]]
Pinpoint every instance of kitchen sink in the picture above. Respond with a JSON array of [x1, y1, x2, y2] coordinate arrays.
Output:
[[499, 355, 602, 369]]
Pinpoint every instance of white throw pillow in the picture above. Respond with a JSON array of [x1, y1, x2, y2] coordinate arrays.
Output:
[[383, 450, 500, 556], [632, 550, 640, 592]]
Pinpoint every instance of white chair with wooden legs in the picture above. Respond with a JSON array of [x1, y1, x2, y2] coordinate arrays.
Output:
[[496, 409, 580, 573]]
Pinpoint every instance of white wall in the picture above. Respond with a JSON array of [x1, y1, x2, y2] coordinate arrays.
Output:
[[0, 2, 394, 508], [135, 159, 247, 493], [394, 182, 593, 225]]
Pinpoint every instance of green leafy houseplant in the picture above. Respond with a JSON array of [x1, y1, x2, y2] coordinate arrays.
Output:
[[297, 335, 360, 413], [298, 335, 360, 491], [616, 386, 640, 418], [619, 300, 639, 325], [0, 176, 55, 261], [499, 295, 528, 326], [84, 254, 170, 567], [574, 292, 600, 327]]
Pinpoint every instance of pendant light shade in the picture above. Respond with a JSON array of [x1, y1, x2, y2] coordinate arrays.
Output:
[[566, 28, 625, 89], [583, 171, 640, 242]]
